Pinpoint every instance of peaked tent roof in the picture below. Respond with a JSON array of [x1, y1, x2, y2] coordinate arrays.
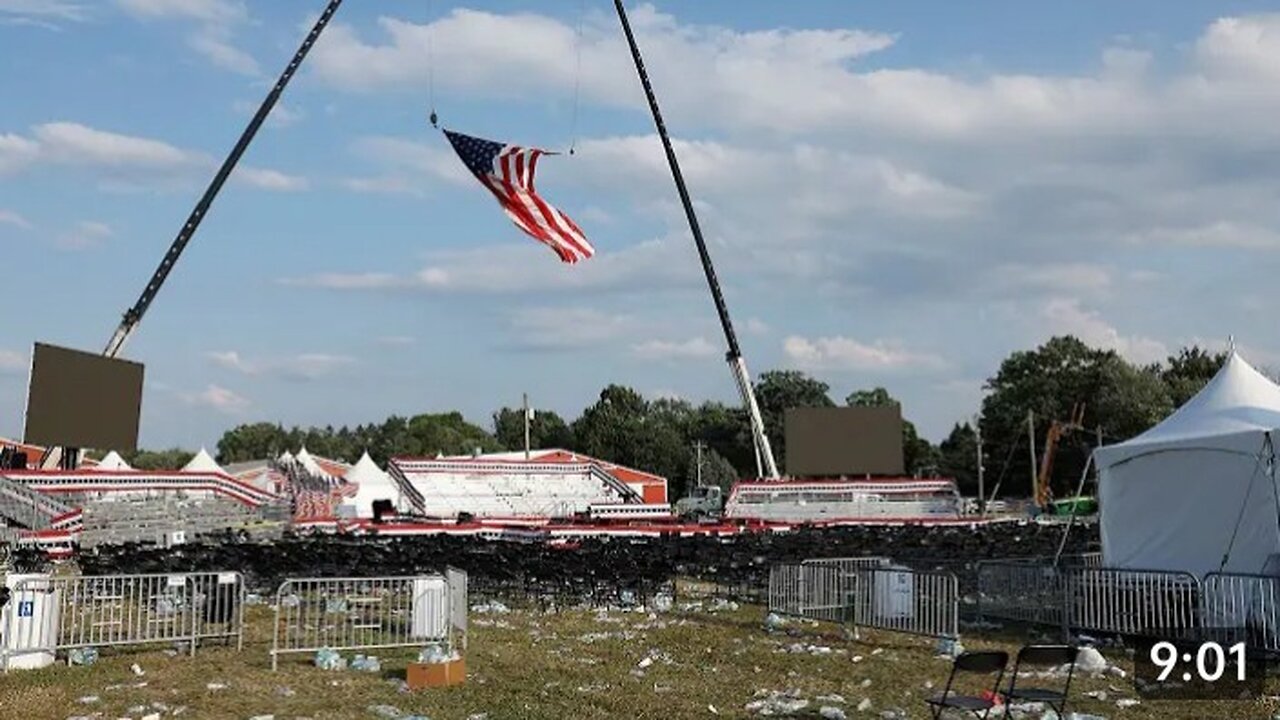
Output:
[[183, 447, 224, 474], [295, 447, 329, 477], [278, 450, 295, 463], [345, 452, 389, 485], [1096, 352, 1280, 466], [95, 451, 132, 471]]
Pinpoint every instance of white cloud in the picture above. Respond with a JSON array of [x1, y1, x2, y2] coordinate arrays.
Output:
[[746, 318, 770, 336], [992, 263, 1113, 293], [207, 350, 354, 381], [0, 349, 27, 374], [632, 337, 718, 361], [55, 220, 112, 250], [115, 0, 256, 75], [32, 122, 204, 169], [783, 335, 945, 372], [0, 1, 86, 22], [0, 133, 41, 174], [1125, 222, 1280, 250], [1196, 15, 1280, 83], [182, 384, 249, 414], [237, 166, 309, 192], [0, 209, 32, 229], [189, 31, 258, 76], [506, 307, 633, 351], [1040, 298, 1169, 364], [233, 100, 304, 129], [115, 0, 245, 24]]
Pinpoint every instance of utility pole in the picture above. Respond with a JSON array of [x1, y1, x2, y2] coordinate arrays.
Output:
[[975, 416, 985, 517], [1028, 410, 1037, 503], [694, 440, 705, 488], [522, 393, 531, 461]]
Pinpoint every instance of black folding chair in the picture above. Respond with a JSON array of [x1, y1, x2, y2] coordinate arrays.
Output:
[[1002, 644, 1078, 715], [926, 650, 1009, 720]]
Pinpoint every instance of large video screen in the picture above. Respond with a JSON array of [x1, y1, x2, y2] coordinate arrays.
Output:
[[785, 406, 905, 477], [23, 342, 144, 451]]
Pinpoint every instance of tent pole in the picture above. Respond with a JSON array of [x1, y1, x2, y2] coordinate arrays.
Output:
[[1053, 453, 1093, 566]]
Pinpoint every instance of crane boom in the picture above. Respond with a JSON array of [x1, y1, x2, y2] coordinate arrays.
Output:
[[103, 0, 346, 358], [613, 0, 779, 479]]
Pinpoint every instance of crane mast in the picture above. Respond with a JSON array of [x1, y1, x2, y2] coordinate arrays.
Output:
[[613, 0, 779, 479], [103, 0, 345, 359], [43, 0, 346, 470]]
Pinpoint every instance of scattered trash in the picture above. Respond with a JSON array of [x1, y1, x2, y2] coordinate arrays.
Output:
[[315, 647, 347, 671], [206, 682, 227, 691], [819, 707, 847, 720], [708, 705, 719, 715], [815, 694, 846, 704], [351, 654, 382, 673], [68, 647, 98, 666], [857, 699, 872, 712], [247, 716, 274, 720], [275, 686, 296, 697], [1116, 698, 1141, 709], [745, 690, 808, 716], [1083, 690, 1107, 701], [367, 705, 404, 719], [78, 696, 99, 704], [708, 598, 739, 613], [280, 594, 301, 608], [417, 643, 460, 664], [763, 613, 787, 631], [471, 601, 510, 614], [652, 594, 674, 612], [141, 714, 161, 720], [934, 638, 964, 658], [131, 663, 145, 676], [245, 593, 264, 605], [1075, 647, 1107, 674]]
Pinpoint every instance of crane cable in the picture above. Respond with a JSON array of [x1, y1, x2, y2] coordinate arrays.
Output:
[[427, 0, 439, 128], [568, 0, 586, 155]]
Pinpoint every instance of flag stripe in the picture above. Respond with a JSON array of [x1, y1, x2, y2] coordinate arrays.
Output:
[[444, 129, 595, 264]]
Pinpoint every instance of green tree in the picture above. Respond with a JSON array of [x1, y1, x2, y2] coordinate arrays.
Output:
[[754, 370, 835, 472], [216, 422, 291, 463], [937, 422, 979, 496], [1159, 346, 1227, 407], [122, 448, 195, 471], [406, 412, 502, 457], [981, 336, 1173, 497], [845, 387, 939, 475], [493, 407, 574, 452]]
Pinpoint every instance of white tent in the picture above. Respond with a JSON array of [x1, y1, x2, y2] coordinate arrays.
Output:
[[295, 447, 328, 478], [94, 451, 132, 471], [343, 451, 400, 518], [183, 447, 225, 475], [1094, 352, 1280, 578]]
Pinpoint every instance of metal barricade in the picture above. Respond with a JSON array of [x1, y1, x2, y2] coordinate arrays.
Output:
[[271, 572, 467, 670], [767, 563, 850, 623], [1, 571, 244, 668], [446, 566, 468, 650], [977, 561, 1066, 626], [849, 567, 959, 640], [1064, 567, 1201, 638], [1201, 572, 1280, 652], [802, 556, 891, 573]]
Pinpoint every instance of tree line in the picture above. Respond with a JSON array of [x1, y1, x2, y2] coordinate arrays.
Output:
[[126, 336, 1229, 501]]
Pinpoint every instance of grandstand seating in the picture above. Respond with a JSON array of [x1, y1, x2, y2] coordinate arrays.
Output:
[[0, 473, 78, 529], [391, 459, 634, 519]]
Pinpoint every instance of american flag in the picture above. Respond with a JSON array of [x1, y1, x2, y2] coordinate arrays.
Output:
[[444, 129, 595, 264]]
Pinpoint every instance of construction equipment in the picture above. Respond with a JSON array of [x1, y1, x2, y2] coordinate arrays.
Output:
[[41, 0, 346, 469], [614, 0, 779, 479], [1034, 403, 1086, 510], [674, 486, 724, 521]]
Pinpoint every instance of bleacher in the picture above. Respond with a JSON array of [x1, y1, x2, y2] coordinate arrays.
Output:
[[78, 495, 282, 548], [391, 459, 633, 519], [0, 472, 78, 529]]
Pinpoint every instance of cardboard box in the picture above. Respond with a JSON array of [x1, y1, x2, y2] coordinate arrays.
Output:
[[406, 658, 466, 689]]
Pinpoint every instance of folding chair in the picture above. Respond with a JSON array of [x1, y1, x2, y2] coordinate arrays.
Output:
[[1002, 644, 1078, 715], [926, 650, 1009, 720]]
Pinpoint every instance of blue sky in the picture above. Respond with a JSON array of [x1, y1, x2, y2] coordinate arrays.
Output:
[[2, 1, 1280, 451]]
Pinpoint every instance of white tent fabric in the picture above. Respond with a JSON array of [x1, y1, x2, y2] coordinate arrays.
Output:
[[295, 447, 328, 478], [278, 450, 295, 464], [183, 447, 225, 475], [1095, 352, 1280, 578], [343, 451, 400, 518], [94, 451, 132, 471]]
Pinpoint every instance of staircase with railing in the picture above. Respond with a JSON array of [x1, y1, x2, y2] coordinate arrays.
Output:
[[385, 461, 427, 515], [0, 473, 77, 529]]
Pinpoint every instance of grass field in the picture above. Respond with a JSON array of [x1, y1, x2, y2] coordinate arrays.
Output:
[[0, 598, 1276, 720]]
